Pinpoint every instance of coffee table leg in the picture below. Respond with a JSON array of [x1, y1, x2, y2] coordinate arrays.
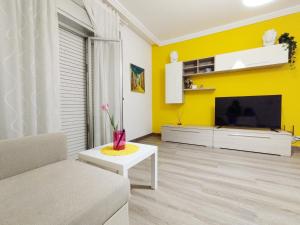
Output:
[[151, 151, 158, 190], [119, 168, 128, 178]]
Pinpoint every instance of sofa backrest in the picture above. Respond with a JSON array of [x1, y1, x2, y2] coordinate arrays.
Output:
[[0, 133, 67, 180]]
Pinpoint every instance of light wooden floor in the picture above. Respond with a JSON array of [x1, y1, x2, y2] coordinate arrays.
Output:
[[128, 135, 300, 225]]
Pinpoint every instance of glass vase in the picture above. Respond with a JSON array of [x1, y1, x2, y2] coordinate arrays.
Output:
[[113, 130, 126, 150]]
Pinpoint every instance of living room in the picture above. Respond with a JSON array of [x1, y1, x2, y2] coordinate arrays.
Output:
[[0, 0, 300, 225]]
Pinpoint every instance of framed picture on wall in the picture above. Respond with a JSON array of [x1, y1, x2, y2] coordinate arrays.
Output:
[[130, 64, 145, 93]]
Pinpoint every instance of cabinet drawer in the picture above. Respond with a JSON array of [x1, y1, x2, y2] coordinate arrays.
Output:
[[162, 127, 213, 147], [214, 131, 291, 156]]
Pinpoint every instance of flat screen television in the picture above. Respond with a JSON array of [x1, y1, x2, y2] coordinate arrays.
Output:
[[215, 95, 282, 129]]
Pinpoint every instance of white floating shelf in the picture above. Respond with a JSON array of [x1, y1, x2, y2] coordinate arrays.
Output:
[[184, 88, 216, 91], [183, 71, 218, 77]]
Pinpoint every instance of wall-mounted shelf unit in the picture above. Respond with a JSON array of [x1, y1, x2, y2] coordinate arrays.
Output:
[[165, 44, 288, 104], [182, 44, 288, 77]]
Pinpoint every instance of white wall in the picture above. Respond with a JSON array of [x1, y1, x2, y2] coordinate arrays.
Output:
[[121, 25, 152, 140]]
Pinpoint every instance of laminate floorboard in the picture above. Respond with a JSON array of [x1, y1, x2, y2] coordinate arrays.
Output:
[[129, 136, 300, 225]]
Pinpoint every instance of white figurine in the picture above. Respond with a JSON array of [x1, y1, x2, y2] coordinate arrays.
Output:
[[170, 51, 179, 63], [263, 29, 277, 46]]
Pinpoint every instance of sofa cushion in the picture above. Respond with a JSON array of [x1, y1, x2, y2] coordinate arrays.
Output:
[[0, 133, 67, 180], [0, 160, 130, 225]]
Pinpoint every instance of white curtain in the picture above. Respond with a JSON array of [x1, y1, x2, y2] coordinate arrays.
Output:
[[84, 0, 121, 146], [0, 0, 60, 139]]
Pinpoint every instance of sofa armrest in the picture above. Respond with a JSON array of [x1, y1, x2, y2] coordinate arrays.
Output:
[[0, 133, 67, 180]]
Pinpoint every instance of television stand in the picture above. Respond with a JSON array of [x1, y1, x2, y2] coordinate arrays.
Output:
[[161, 125, 292, 156]]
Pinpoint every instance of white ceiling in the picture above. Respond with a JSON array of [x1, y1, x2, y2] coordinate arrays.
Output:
[[117, 0, 300, 45]]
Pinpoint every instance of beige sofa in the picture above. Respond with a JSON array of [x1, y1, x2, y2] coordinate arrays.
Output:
[[0, 133, 130, 225]]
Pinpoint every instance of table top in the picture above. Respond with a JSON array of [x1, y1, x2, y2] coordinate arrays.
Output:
[[78, 142, 157, 169]]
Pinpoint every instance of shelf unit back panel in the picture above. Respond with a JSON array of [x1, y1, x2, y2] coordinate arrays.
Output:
[[183, 57, 215, 76]]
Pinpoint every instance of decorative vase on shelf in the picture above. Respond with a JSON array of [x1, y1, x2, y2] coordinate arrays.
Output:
[[113, 130, 126, 150], [184, 78, 193, 89], [263, 29, 277, 47], [170, 51, 179, 63]]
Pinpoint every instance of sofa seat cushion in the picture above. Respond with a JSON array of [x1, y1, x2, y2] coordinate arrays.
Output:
[[0, 160, 130, 225]]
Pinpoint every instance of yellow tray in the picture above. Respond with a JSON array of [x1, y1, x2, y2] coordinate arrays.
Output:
[[100, 143, 139, 156]]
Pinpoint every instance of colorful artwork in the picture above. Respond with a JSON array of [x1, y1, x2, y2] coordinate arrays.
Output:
[[130, 64, 145, 93]]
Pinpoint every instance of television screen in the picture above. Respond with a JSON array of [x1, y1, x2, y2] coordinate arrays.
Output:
[[215, 95, 282, 129]]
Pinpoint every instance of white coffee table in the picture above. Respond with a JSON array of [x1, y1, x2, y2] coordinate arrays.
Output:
[[78, 142, 158, 190]]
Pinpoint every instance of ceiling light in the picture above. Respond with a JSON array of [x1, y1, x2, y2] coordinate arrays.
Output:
[[242, 0, 274, 7]]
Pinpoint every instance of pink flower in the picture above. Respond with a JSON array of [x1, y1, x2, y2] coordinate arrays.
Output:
[[101, 103, 118, 131], [101, 104, 109, 112]]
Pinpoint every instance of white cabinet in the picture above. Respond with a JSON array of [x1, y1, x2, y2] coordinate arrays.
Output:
[[213, 128, 292, 156], [161, 125, 213, 147], [165, 62, 183, 104], [215, 44, 288, 71], [161, 125, 292, 156]]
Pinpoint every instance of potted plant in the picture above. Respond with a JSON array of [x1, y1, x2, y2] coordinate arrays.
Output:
[[278, 33, 297, 69], [101, 104, 125, 150]]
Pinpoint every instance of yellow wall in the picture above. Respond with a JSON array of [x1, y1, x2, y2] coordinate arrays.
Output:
[[152, 13, 300, 145]]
